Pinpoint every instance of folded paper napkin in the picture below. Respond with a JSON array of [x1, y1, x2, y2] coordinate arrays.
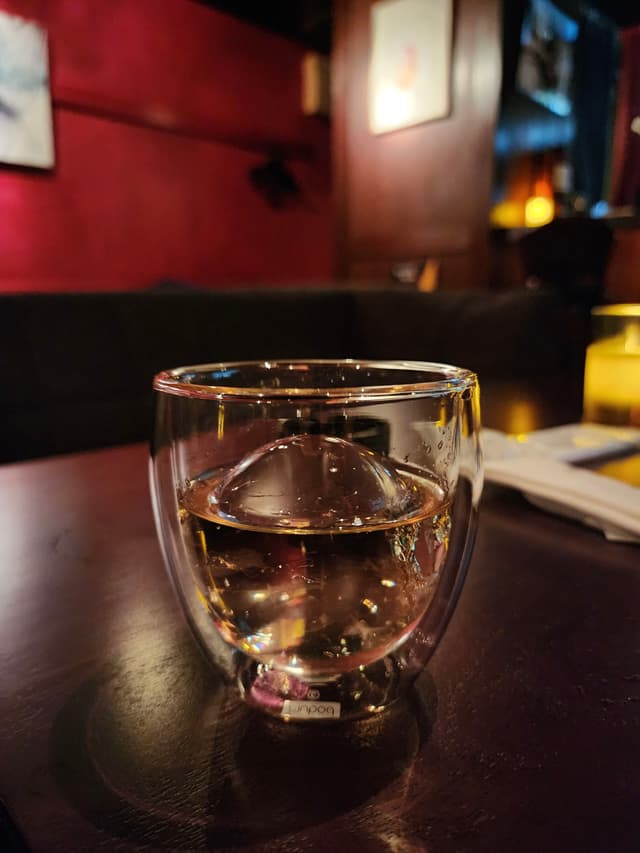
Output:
[[482, 425, 640, 544]]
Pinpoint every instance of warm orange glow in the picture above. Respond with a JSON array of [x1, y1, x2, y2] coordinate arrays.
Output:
[[504, 400, 539, 435], [417, 259, 440, 292], [490, 200, 524, 229], [490, 152, 562, 229], [525, 195, 554, 228]]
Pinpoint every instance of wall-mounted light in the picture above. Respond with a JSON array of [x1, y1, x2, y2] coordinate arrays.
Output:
[[301, 52, 330, 118], [248, 156, 302, 209]]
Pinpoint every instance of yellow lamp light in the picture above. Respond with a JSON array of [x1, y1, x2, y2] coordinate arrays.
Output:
[[524, 194, 555, 228], [583, 305, 640, 426], [490, 200, 524, 229]]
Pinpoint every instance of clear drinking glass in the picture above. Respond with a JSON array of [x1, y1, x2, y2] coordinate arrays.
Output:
[[150, 360, 482, 722]]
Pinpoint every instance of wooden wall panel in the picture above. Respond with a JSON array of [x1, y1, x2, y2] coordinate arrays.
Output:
[[333, 0, 502, 288]]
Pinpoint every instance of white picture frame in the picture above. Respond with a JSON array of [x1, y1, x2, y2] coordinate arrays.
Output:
[[0, 10, 55, 169], [369, 0, 453, 135]]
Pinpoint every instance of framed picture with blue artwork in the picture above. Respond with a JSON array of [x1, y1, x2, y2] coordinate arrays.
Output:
[[0, 10, 54, 168], [516, 0, 578, 117]]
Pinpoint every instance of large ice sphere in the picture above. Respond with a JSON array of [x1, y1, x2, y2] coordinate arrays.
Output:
[[208, 434, 423, 531]]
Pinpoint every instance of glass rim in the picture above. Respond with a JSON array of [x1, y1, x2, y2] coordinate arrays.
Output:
[[153, 359, 477, 402]]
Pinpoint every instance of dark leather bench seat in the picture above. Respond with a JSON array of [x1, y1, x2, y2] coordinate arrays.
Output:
[[1, 289, 584, 463]]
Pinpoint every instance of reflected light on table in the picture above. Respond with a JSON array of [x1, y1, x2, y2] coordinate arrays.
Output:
[[583, 305, 640, 427], [502, 399, 539, 436], [597, 454, 640, 488]]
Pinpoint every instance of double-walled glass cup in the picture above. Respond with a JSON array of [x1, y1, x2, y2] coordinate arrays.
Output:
[[151, 361, 482, 722]]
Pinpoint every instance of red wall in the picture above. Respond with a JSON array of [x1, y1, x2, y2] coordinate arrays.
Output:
[[0, 0, 333, 292]]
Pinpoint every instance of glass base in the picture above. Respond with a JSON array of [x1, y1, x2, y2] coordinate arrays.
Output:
[[237, 657, 409, 722]]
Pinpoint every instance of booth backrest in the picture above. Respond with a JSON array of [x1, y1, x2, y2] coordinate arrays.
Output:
[[2, 289, 584, 463]]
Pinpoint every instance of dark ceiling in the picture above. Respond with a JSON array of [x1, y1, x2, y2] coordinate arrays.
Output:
[[590, 0, 640, 28], [198, 0, 332, 53], [198, 0, 638, 52]]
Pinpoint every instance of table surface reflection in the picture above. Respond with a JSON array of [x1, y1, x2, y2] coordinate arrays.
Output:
[[1, 381, 639, 852]]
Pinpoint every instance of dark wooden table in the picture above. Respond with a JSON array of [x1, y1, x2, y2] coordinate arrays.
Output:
[[2, 381, 640, 852]]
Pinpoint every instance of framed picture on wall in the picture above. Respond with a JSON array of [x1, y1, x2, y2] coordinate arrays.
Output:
[[516, 0, 577, 118], [369, 0, 453, 135], [0, 10, 55, 169]]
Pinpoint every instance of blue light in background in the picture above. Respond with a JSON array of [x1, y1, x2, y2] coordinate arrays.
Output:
[[495, 112, 575, 157], [526, 0, 579, 43]]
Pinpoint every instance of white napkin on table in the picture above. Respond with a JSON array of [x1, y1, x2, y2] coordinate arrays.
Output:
[[482, 426, 640, 544]]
